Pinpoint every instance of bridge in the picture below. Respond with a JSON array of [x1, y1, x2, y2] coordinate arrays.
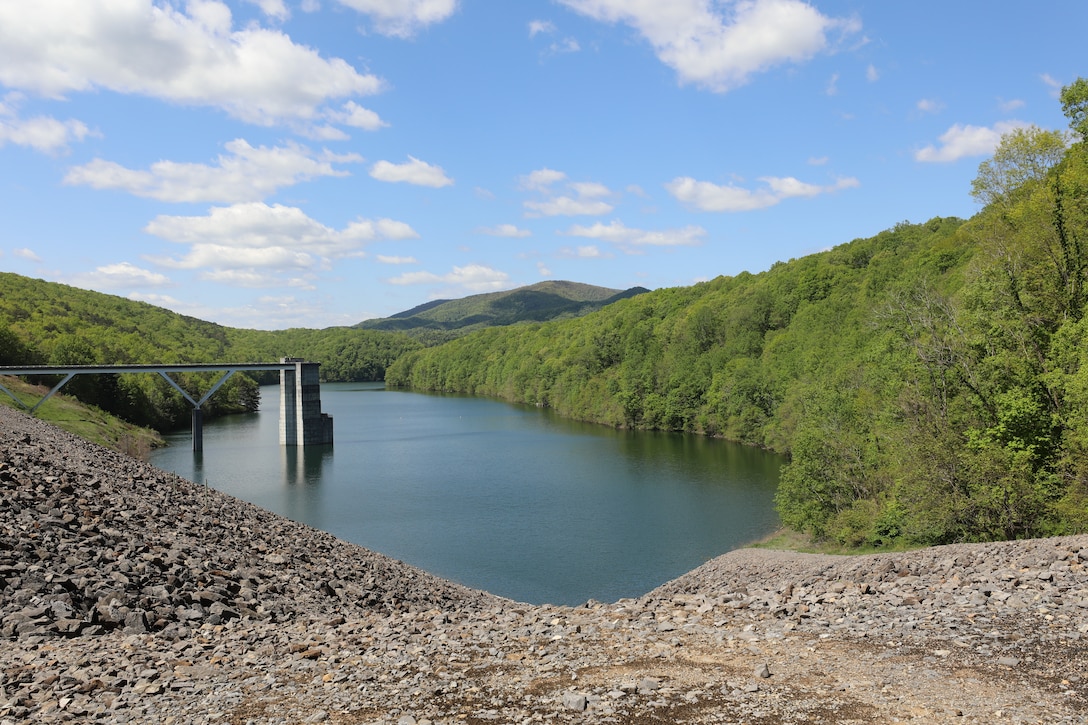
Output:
[[0, 358, 333, 451]]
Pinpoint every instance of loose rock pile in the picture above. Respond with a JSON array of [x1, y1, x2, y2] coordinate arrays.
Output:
[[2, 404, 1087, 724]]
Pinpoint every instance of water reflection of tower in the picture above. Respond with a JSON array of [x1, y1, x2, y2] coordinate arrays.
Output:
[[281, 444, 334, 527]]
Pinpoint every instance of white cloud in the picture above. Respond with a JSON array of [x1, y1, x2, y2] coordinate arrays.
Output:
[[326, 101, 387, 131], [565, 220, 705, 249], [201, 268, 305, 288], [826, 72, 839, 96], [245, 0, 289, 21], [537, 262, 552, 276], [144, 202, 418, 283], [808, 155, 829, 165], [335, 0, 457, 38], [1041, 73, 1063, 97], [519, 167, 567, 191], [998, 97, 1025, 113], [916, 98, 943, 114], [549, 38, 581, 54], [388, 263, 510, 293], [370, 156, 453, 187], [529, 19, 556, 37], [866, 63, 878, 82], [914, 120, 1031, 163], [0, 1, 383, 126], [12, 248, 42, 262], [0, 96, 91, 153], [569, 181, 611, 198], [130, 291, 364, 330], [521, 170, 614, 216], [525, 196, 613, 217], [70, 262, 172, 290], [558, 0, 859, 92], [479, 224, 532, 238], [559, 245, 609, 258], [667, 174, 859, 211], [376, 255, 417, 264], [64, 139, 362, 203]]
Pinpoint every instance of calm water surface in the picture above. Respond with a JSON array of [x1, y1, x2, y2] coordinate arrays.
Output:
[[151, 383, 782, 605]]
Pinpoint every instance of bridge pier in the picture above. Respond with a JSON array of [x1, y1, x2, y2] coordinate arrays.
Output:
[[279, 358, 334, 446], [192, 408, 203, 452]]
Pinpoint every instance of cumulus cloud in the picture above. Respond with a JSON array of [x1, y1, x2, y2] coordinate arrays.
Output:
[[0, 95, 91, 153], [569, 181, 610, 198], [564, 220, 705, 249], [64, 139, 362, 203], [12, 248, 42, 262], [245, 0, 289, 21], [520, 169, 614, 216], [866, 63, 879, 82], [998, 97, 1025, 113], [825, 72, 839, 96], [0, 1, 383, 126], [144, 202, 418, 285], [558, 245, 610, 259], [529, 19, 556, 37], [388, 263, 510, 293], [370, 156, 453, 187], [525, 196, 613, 217], [558, 0, 859, 92], [326, 101, 387, 131], [376, 255, 418, 264], [549, 38, 581, 54], [916, 98, 943, 114], [519, 167, 567, 191], [914, 120, 1031, 163], [70, 262, 172, 290], [130, 291, 362, 330], [335, 0, 458, 37], [667, 174, 859, 211], [478, 224, 531, 238]]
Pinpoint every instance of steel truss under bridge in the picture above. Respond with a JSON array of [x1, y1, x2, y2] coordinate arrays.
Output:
[[0, 363, 298, 451]]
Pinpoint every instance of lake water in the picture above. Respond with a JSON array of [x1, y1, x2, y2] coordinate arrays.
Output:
[[150, 383, 782, 605]]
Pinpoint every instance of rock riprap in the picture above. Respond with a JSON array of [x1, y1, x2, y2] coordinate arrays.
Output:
[[1, 404, 1086, 724]]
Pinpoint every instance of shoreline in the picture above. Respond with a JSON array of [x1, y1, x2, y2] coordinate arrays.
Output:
[[2, 405, 1087, 723]]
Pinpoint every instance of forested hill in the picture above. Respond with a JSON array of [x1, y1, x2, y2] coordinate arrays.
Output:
[[388, 103, 1088, 549], [356, 280, 649, 344], [0, 272, 421, 429]]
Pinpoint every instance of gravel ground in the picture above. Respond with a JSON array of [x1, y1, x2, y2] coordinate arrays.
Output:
[[2, 404, 1087, 724]]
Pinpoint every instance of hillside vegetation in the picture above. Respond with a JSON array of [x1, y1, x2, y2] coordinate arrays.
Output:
[[356, 280, 649, 344], [0, 274, 420, 429], [388, 82, 1088, 548]]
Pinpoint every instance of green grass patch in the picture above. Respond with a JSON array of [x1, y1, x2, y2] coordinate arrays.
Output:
[[0, 375, 163, 457]]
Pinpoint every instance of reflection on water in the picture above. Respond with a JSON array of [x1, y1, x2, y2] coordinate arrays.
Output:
[[283, 445, 333, 486], [151, 383, 782, 605]]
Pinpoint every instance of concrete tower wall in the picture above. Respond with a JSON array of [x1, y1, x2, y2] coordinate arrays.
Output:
[[279, 358, 333, 446]]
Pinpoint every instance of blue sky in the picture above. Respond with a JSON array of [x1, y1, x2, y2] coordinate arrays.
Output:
[[0, 1, 1084, 330]]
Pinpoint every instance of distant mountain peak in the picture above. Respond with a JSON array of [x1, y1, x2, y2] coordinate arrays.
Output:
[[356, 281, 649, 343]]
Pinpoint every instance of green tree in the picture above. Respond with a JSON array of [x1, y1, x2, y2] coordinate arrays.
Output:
[[970, 126, 1068, 209], [1061, 77, 1088, 141]]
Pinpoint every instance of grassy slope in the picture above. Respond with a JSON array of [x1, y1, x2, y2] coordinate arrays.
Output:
[[0, 375, 164, 456]]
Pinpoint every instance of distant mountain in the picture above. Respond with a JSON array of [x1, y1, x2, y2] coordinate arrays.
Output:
[[356, 281, 650, 343]]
